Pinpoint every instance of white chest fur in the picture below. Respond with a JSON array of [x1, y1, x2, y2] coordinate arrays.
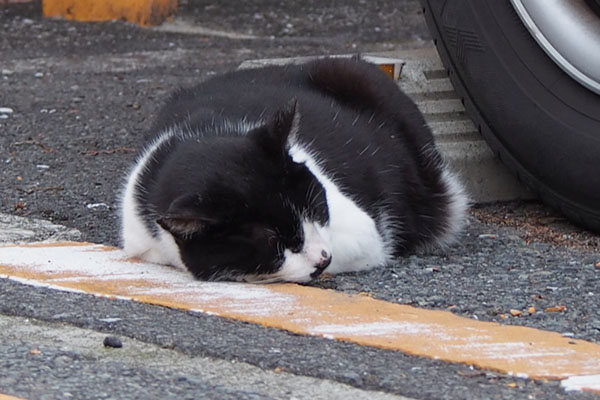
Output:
[[289, 145, 391, 273]]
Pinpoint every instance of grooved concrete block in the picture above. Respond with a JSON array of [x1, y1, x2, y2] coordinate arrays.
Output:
[[239, 48, 535, 204]]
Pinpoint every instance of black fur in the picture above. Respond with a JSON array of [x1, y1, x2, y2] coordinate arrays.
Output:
[[126, 58, 463, 281]]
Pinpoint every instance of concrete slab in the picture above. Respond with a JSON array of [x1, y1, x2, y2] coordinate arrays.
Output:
[[1, 241, 598, 394], [239, 48, 535, 204], [0, 314, 405, 400], [0, 212, 81, 244]]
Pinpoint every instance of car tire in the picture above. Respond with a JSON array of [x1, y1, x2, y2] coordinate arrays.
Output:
[[419, 0, 600, 232]]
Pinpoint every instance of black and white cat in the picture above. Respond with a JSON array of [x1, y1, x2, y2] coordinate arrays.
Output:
[[120, 58, 468, 283]]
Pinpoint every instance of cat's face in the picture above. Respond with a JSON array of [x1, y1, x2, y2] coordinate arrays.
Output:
[[156, 102, 332, 282]]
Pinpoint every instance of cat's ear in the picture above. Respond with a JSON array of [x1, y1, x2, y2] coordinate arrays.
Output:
[[250, 99, 299, 159], [157, 215, 211, 238], [156, 195, 219, 238]]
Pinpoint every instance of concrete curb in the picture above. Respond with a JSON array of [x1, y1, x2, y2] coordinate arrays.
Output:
[[0, 313, 407, 400], [239, 47, 535, 204], [0, 213, 81, 244]]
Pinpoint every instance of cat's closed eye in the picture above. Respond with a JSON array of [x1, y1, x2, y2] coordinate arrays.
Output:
[[288, 242, 303, 254], [235, 223, 278, 242]]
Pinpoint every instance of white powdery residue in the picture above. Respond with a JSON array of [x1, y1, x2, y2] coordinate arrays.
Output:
[[510, 372, 530, 379], [125, 281, 299, 317], [561, 375, 600, 392], [0, 244, 190, 284], [187, 282, 298, 317], [189, 282, 281, 300], [308, 321, 450, 339], [139, 281, 282, 300], [4, 274, 133, 304], [0, 244, 300, 317], [462, 326, 493, 339], [223, 296, 296, 317], [3, 274, 89, 295], [289, 317, 317, 325], [444, 342, 570, 361], [5, 274, 141, 305]]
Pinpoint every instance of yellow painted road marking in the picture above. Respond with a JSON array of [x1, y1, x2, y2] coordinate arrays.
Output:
[[0, 394, 26, 400], [0, 242, 599, 393], [43, 0, 177, 26]]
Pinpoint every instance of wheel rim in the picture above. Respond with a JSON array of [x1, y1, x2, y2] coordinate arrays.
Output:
[[510, 0, 600, 95]]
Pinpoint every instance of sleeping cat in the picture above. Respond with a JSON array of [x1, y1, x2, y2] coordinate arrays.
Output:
[[120, 58, 468, 283]]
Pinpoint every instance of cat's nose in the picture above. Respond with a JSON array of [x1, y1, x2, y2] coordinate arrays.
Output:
[[319, 249, 332, 269], [310, 251, 332, 279]]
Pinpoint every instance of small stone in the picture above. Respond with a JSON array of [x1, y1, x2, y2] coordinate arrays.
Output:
[[509, 309, 522, 317], [337, 281, 358, 291], [427, 295, 445, 304], [98, 317, 122, 324], [86, 202, 109, 210], [528, 306, 536, 314], [0, 107, 14, 114], [341, 371, 362, 385], [507, 234, 523, 242], [103, 336, 123, 348], [53, 355, 73, 367]]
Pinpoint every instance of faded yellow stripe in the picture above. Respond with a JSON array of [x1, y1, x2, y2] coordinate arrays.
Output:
[[42, 0, 178, 26], [0, 242, 599, 392], [0, 394, 26, 400]]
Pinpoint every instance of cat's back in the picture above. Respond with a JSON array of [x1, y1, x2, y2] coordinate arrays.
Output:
[[150, 59, 399, 134], [150, 65, 308, 135]]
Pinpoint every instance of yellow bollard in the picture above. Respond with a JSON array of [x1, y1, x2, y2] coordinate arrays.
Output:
[[42, 0, 178, 26]]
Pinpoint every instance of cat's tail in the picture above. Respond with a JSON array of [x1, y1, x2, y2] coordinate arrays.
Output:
[[421, 144, 470, 250]]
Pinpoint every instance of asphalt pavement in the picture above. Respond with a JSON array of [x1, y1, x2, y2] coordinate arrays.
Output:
[[1, 1, 599, 399]]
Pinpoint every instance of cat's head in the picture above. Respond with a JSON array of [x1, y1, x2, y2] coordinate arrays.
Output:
[[155, 101, 332, 282]]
